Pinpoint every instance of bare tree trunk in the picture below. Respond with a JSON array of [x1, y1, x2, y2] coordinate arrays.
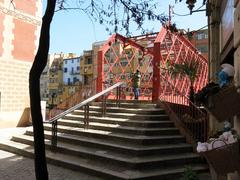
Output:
[[29, 0, 56, 179]]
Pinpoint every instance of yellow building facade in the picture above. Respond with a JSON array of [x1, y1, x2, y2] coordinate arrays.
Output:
[[80, 50, 93, 85], [47, 53, 78, 108]]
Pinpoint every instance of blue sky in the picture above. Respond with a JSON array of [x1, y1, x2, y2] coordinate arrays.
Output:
[[44, 0, 207, 55]]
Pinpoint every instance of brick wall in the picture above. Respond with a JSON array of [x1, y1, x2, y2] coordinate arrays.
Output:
[[13, 0, 36, 16], [0, 0, 41, 127], [12, 19, 37, 62], [0, 60, 31, 112]]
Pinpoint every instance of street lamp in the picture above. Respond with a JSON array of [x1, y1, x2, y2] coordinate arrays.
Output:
[[186, 0, 196, 14], [185, 0, 211, 16]]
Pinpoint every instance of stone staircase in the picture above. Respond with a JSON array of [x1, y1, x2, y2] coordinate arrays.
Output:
[[0, 101, 208, 179]]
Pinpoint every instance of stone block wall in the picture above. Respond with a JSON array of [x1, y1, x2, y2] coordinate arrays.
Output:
[[0, 0, 41, 127]]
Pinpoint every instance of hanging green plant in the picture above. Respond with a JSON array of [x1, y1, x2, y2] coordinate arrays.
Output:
[[166, 59, 199, 102], [166, 59, 199, 85]]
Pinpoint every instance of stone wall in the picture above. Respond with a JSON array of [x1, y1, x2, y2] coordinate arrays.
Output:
[[0, 0, 41, 128]]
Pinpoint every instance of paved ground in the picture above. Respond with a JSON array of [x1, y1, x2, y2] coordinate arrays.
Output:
[[0, 150, 213, 180], [0, 150, 103, 180], [0, 127, 212, 180], [0, 127, 103, 180]]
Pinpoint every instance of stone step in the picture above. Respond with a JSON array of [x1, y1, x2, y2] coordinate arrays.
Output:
[[42, 124, 186, 145], [63, 114, 174, 128], [72, 110, 169, 120], [0, 100, 210, 179], [25, 129, 193, 156], [11, 134, 202, 169], [92, 101, 157, 109], [0, 140, 208, 180], [56, 119, 180, 136], [83, 105, 166, 115]]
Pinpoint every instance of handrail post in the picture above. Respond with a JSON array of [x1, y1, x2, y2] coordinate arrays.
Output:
[[102, 95, 106, 117], [51, 120, 57, 151], [87, 104, 89, 128], [116, 86, 121, 107], [84, 104, 90, 129]]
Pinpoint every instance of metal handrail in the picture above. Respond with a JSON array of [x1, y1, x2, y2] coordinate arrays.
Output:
[[48, 79, 96, 119], [45, 82, 125, 149], [159, 75, 209, 143]]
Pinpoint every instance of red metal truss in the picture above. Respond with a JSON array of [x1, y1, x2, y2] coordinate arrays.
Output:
[[97, 33, 154, 100], [154, 26, 208, 103], [97, 26, 208, 103]]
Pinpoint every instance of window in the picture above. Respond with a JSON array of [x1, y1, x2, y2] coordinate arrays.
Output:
[[120, 61, 128, 66], [88, 58, 92, 64], [77, 66, 80, 71], [84, 75, 88, 85], [73, 77, 79, 83], [143, 75, 149, 81], [71, 67, 74, 73], [197, 46, 208, 53], [64, 68, 67, 73], [120, 59, 128, 66], [85, 58, 92, 64], [72, 59, 74, 63], [196, 33, 208, 40], [196, 33, 203, 40], [68, 78, 71, 85], [65, 61, 67, 64]]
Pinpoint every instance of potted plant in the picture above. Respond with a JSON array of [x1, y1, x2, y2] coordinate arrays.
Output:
[[182, 166, 199, 180]]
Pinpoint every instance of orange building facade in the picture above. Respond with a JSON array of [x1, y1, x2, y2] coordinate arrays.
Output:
[[189, 29, 209, 60]]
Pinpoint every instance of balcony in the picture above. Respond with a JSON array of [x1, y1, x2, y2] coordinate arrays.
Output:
[[70, 70, 80, 75]]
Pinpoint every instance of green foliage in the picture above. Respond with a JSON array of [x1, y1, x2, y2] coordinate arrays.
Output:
[[168, 23, 178, 33], [182, 166, 199, 180], [166, 59, 199, 86]]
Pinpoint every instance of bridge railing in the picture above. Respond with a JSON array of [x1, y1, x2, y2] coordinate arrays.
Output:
[[159, 75, 209, 143]]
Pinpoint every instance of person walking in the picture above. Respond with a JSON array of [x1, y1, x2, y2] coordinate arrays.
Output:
[[132, 70, 141, 100]]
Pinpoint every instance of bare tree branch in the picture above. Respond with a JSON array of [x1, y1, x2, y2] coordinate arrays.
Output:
[[54, 0, 167, 35]]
